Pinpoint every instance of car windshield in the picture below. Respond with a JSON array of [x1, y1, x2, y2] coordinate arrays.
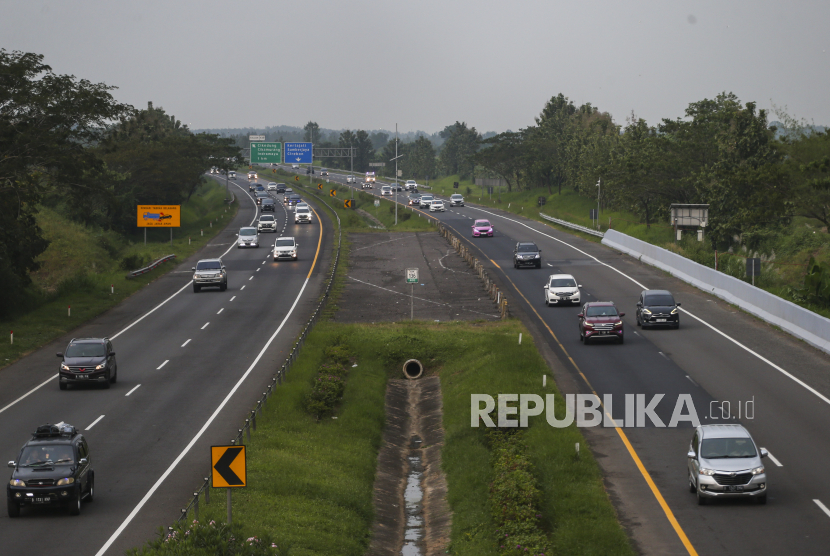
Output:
[[433, 201, 442, 205], [517, 244, 538, 252], [65, 343, 106, 358], [586, 306, 618, 317], [260, 216, 274, 221], [20, 445, 75, 466], [262, 199, 274, 204], [550, 278, 577, 288], [421, 195, 433, 200], [276, 239, 295, 247], [240, 228, 256, 236], [452, 195, 462, 199], [196, 261, 221, 270], [700, 437, 756, 459], [645, 294, 675, 306], [475, 220, 490, 227], [297, 208, 309, 214]]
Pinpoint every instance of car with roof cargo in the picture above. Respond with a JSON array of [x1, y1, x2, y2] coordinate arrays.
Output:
[[273, 237, 298, 261], [513, 242, 542, 268], [471, 219, 493, 237], [7, 424, 94, 517], [192, 258, 227, 292], [57, 338, 117, 389], [450, 194, 464, 206], [257, 214, 277, 232], [636, 289, 681, 329], [578, 301, 625, 344], [543, 274, 582, 306], [687, 424, 768, 505]]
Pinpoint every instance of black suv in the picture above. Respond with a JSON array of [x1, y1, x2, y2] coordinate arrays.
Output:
[[636, 289, 681, 329], [58, 338, 117, 390], [513, 242, 542, 269], [7, 424, 94, 517], [261, 198, 276, 212], [276, 183, 286, 194]]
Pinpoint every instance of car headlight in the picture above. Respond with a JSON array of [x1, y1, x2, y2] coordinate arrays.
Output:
[[61, 364, 70, 371], [95, 363, 105, 370], [9, 479, 25, 487], [642, 308, 652, 315], [614, 321, 623, 328], [751, 466, 765, 475], [699, 468, 715, 476], [57, 477, 75, 486], [193, 274, 198, 281], [671, 307, 679, 314], [535, 254, 540, 258], [583, 323, 593, 329]]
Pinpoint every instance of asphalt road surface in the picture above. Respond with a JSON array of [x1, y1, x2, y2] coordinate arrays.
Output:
[[295, 165, 830, 556], [0, 174, 333, 555]]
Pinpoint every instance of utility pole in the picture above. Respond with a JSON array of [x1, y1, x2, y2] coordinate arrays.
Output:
[[596, 178, 601, 231], [350, 142, 354, 200], [395, 123, 398, 225]]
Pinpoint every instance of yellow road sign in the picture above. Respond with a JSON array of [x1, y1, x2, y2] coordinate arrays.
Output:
[[137, 205, 181, 228], [344, 199, 353, 209], [329, 189, 336, 197], [317, 183, 323, 190], [211, 445, 246, 488], [294, 176, 299, 182]]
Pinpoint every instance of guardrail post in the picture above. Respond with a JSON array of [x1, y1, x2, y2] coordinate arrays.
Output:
[[245, 420, 251, 440], [193, 492, 199, 521]]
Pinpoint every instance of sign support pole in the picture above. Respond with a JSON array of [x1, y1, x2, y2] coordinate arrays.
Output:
[[227, 488, 232, 525], [411, 284, 414, 320], [170, 228, 173, 246], [144, 228, 146, 246], [395, 123, 398, 226]]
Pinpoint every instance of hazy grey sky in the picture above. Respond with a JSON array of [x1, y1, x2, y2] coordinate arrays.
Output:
[[3, 0, 828, 133]]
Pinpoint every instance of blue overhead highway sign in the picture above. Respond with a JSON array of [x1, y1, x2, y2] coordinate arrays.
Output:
[[285, 142, 313, 164]]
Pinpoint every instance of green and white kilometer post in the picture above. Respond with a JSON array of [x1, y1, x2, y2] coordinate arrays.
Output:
[[406, 268, 419, 320]]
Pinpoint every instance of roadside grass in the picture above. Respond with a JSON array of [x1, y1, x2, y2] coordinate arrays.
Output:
[[0, 179, 237, 369], [172, 321, 633, 556]]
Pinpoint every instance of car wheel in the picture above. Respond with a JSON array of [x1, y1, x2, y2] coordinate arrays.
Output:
[[8, 499, 20, 518], [220, 283, 227, 292], [68, 489, 81, 515], [59, 381, 67, 390], [544, 298, 549, 307], [674, 322, 680, 329], [536, 261, 542, 269], [102, 372, 111, 389], [193, 285, 201, 293], [689, 476, 696, 493], [756, 493, 767, 505], [110, 367, 117, 384], [636, 314, 641, 327], [697, 488, 708, 505], [619, 334, 625, 344], [86, 474, 95, 502]]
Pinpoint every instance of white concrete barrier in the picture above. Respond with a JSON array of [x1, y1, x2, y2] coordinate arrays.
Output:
[[602, 229, 830, 355]]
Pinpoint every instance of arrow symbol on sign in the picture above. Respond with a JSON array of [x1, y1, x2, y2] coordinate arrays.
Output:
[[296, 157, 301, 162], [213, 447, 244, 485]]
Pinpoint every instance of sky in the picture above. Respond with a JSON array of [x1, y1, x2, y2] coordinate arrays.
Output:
[[2, 0, 828, 134]]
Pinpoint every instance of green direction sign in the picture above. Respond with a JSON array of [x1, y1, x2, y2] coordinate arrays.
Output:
[[250, 142, 282, 164]]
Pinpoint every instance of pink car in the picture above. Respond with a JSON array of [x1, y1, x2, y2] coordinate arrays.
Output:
[[472, 219, 494, 237]]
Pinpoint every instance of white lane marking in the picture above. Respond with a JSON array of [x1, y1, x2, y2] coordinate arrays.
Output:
[[241, 285, 246, 290], [249, 276, 253, 281], [94, 253, 319, 556], [217, 308, 224, 314], [157, 360, 169, 370], [463, 206, 830, 409], [256, 268, 260, 272], [85, 415, 105, 430], [814, 499, 830, 519], [0, 374, 59, 415], [110, 182, 256, 342], [125, 385, 141, 397], [262, 261, 266, 265], [766, 451, 783, 467], [230, 296, 236, 301], [685, 375, 699, 387], [181, 339, 191, 347], [201, 322, 209, 330]]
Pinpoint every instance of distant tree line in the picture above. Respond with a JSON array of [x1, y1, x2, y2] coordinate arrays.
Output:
[[0, 49, 240, 314]]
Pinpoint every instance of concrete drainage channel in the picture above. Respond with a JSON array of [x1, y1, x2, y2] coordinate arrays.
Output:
[[367, 360, 452, 556]]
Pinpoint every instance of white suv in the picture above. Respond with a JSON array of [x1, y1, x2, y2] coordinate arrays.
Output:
[[404, 180, 417, 190], [273, 237, 298, 261], [544, 274, 581, 306], [267, 182, 277, 191], [295, 206, 312, 224], [346, 175, 355, 183], [381, 185, 393, 196], [257, 215, 277, 233]]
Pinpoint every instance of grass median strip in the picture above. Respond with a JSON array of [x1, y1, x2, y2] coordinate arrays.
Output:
[[137, 320, 633, 555]]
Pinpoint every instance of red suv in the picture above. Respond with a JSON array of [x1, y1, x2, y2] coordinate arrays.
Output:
[[578, 302, 625, 344]]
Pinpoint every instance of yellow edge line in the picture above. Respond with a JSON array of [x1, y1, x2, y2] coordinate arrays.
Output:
[[436, 225, 699, 556], [306, 204, 324, 279]]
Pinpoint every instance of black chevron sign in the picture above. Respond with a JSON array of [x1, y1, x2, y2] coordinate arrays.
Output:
[[211, 445, 246, 487]]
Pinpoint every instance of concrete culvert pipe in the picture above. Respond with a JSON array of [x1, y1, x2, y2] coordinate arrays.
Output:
[[403, 359, 423, 380]]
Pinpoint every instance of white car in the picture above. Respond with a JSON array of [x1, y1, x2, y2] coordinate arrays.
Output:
[[450, 194, 464, 206], [429, 200, 446, 212], [543, 274, 582, 306], [267, 182, 277, 191], [404, 180, 417, 190], [291, 164, 299, 169], [228, 171, 236, 179], [419, 194, 434, 208], [257, 214, 277, 233], [346, 175, 356, 183], [381, 185, 393, 196], [248, 171, 257, 180], [237, 227, 259, 248], [295, 206, 313, 224], [273, 237, 298, 261]]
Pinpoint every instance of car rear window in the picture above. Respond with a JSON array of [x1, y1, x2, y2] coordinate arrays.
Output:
[[586, 306, 618, 317], [644, 294, 675, 306]]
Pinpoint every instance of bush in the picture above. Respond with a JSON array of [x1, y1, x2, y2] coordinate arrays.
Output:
[[127, 519, 280, 556], [323, 345, 352, 366], [120, 253, 151, 271], [305, 343, 352, 418]]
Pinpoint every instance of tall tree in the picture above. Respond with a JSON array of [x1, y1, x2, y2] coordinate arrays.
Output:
[[303, 121, 319, 142], [438, 121, 480, 177]]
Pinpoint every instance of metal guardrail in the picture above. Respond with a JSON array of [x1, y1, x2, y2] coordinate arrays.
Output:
[[125, 254, 177, 279], [539, 212, 605, 238], [175, 182, 343, 525]]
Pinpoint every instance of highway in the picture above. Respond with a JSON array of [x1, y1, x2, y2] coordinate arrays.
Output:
[[0, 175, 333, 555], [303, 165, 830, 555]]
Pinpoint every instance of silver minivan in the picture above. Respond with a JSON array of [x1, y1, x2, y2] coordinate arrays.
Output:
[[687, 424, 768, 505]]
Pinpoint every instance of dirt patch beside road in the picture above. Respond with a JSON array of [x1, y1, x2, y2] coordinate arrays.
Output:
[[335, 232, 501, 323]]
